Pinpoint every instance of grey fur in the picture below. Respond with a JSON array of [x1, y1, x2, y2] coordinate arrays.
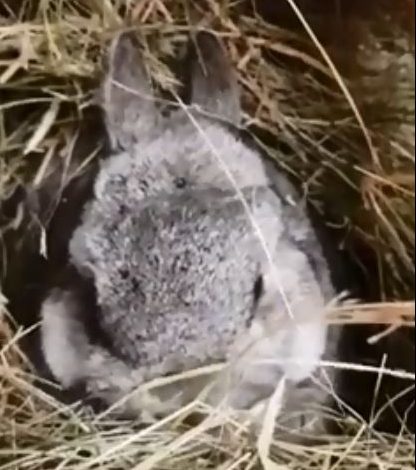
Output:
[[40, 30, 340, 434], [189, 31, 242, 124], [99, 32, 157, 149]]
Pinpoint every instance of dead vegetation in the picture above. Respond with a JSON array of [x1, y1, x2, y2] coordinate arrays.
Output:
[[0, 1, 414, 469]]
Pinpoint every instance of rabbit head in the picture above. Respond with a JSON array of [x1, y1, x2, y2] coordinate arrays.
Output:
[[40, 31, 336, 425]]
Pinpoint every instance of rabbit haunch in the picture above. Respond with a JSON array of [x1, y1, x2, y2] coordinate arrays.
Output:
[[40, 31, 337, 426]]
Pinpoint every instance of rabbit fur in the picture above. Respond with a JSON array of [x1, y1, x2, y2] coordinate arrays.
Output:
[[40, 30, 340, 433]]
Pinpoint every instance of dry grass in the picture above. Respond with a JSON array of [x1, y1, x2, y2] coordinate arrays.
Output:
[[1, 308, 414, 470], [0, 0, 414, 469]]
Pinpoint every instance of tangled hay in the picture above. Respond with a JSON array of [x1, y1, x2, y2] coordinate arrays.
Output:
[[1, 319, 415, 469], [0, 0, 415, 468]]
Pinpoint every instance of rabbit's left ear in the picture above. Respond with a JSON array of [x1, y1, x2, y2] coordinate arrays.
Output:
[[99, 31, 158, 149], [188, 31, 242, 125]]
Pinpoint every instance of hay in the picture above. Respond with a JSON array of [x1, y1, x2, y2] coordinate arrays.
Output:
[[1, 320, 415, 470], [0, 0, 414, 468]]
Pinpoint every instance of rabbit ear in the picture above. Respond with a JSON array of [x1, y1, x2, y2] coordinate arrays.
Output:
[[99, 31, 158, 149], [189, 31, 242, 125]]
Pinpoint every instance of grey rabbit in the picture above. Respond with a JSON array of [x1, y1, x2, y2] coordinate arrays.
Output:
[[40, 30, 340, 434]]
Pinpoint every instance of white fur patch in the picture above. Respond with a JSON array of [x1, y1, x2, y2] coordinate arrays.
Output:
[[40, 294, 87, 388]]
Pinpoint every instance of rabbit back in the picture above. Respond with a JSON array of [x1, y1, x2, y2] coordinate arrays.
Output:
[[69, 185, 285, 371]]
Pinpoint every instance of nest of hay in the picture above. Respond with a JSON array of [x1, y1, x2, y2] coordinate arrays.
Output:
[[0, 1, 414, 468]]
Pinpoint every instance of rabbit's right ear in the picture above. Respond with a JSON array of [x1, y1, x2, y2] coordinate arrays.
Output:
[[188, 31, 242, 125], [99, 31, 158, 149]]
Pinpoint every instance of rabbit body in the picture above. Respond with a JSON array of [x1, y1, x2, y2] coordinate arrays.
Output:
[[40, 31, 338, 430]]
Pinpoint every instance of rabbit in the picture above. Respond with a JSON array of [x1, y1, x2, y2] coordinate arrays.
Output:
[[38, 30, 342, 436]]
